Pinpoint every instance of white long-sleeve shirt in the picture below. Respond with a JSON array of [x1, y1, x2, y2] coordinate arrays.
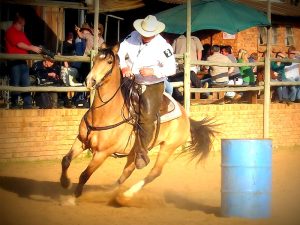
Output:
[[118, 31, 176, 85]]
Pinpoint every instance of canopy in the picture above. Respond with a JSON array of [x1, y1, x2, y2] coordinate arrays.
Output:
[[155, 0, 270, 34]]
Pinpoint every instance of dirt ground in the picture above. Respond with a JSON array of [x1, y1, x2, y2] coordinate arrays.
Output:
[[0, 147, 300, 225]]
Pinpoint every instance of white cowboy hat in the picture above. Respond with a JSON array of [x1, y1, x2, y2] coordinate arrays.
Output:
[[133, 15, 165, 37]]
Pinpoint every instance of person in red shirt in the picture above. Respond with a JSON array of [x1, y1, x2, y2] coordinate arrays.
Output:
[[5, 14, 41, 109]]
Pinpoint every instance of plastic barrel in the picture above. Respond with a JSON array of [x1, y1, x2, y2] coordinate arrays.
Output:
[[221, 139, 272, 218]]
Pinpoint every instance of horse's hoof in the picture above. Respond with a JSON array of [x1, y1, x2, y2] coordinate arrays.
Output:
[[115, 192, 132, 206], [60, 175, 72, 189], [60, 196, 76, 206]]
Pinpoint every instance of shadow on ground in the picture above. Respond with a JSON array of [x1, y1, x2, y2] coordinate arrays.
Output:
[[164, 191, 221, 216]]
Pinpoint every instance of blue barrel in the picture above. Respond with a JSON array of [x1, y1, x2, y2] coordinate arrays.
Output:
[[221, 139, 272, 218]]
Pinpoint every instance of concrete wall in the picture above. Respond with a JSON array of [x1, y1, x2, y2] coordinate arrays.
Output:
[[0, 104, 300, 161]]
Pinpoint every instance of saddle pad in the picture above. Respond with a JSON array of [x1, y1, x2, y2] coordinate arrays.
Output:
[[160, 92, 182, 123]]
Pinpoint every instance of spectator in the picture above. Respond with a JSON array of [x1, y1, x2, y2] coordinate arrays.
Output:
[[74, 23, 103, 107], [172, 33, 203, 65], [170, 33, 207, 101], [248, 52, 259, 74], [207, 45, 234, 84], [237, 49, 255, 85], [221, 45, 242, 100], [75, 22, 104, 57], [205, 45, 234, 103], [31, 57, 62, 108], [221, 45, 242, 83], [285, 46, 300, 103], [61, 31, 77, 108], [271, 52, 292, 104], [62, 32, 75, 59], [73, 30, 86, 71], [5, 13, 41, 109]]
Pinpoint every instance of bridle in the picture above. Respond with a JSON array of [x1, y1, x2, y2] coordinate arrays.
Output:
[[91, 49, 122, 109], [84, 48, 134, 136]]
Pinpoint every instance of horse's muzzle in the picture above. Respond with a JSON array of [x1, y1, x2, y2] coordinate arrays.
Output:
[[85, 78, 96, 89]]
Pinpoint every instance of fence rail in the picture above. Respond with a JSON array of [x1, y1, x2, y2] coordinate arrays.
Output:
[[1, 53, 300, 103], [0, 53, 90, 62]]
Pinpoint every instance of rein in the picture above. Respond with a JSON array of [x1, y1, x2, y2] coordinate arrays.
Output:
[[84, 111, 132, 133], [84, 50, 135, 136]]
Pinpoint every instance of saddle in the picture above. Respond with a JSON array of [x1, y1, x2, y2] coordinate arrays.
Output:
[[121, 78, 182, 124]]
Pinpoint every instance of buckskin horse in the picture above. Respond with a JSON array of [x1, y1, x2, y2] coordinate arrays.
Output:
[[60, 43, 216, 205]]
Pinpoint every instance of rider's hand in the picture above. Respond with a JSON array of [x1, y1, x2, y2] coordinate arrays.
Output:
[[121, 67, 134, 78], [139, 67, 154, 76]]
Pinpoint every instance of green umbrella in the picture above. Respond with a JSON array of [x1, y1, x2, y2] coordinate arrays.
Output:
[[155, 0, 270, 34]]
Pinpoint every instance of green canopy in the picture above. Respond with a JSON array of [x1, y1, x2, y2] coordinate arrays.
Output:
[[155, 0, 270, 34]]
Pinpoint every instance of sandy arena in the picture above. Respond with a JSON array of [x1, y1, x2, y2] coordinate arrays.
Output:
[[0, 147, 300, 225]]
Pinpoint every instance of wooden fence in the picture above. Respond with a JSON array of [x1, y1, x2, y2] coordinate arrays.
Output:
[[1, 53, 300, 96]]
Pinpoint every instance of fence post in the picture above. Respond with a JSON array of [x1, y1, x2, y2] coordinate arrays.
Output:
[[89, 50, 96, 106]]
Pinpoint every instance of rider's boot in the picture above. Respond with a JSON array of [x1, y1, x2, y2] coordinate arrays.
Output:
[[134, 132, 151, 169]]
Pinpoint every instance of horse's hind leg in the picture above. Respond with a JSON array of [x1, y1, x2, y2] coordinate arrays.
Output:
[[61, 136, 86, 189], [122, 143, 175, 199], [74, 151, 108, 198]]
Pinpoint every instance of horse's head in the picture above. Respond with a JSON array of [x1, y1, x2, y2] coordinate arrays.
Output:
[[85, 43, 120, 89]]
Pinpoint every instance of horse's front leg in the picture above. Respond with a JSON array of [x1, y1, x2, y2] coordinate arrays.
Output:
[[74, 151, 109, 198], [61, 136, 86, 189], [116, 151, 136, 185]]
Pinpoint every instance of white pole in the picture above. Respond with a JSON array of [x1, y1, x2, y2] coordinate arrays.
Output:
[[93, 0, 99, 52], [184, 0, 191, 114], [263, 0, 271, 138]]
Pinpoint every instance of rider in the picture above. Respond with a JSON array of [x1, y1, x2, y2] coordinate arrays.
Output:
[[118, 15, 176, 169]]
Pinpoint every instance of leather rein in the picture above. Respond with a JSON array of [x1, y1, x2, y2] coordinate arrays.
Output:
[[84, 51, 134, 136]]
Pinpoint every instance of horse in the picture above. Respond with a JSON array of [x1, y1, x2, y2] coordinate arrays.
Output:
[[60, 43, 217, 205]]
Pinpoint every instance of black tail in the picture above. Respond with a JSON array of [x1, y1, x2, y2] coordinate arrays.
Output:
[[184, 117, 219, 163]]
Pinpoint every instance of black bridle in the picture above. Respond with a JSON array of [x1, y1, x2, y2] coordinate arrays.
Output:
[[84, 48, 134, 136]]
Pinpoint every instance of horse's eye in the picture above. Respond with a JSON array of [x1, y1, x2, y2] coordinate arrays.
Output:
[[108, 59, 113, 64]]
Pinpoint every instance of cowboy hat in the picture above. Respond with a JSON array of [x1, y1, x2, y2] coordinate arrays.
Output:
[[133, 15, 165, 37]]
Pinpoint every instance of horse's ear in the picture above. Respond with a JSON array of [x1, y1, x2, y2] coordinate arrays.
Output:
[[112, 42, 120, 55], [99, 42, 107, 50]]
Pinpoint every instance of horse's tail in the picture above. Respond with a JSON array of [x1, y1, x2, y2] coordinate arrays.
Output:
[[184, 117, 219, 163]]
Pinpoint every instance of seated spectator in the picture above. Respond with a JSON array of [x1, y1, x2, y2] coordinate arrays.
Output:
[[271, 52, 292, 104], [237, 49, 255, 85], [61, 31, 77, 108], [248, 52, 259, 74], [207, 45, 234, 85], [204, 45, 234, 103], [285, 46, 300, 103], [221, 45, 242, 83], [31, 57, 62, 108], [221, 45, 242, 100]]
